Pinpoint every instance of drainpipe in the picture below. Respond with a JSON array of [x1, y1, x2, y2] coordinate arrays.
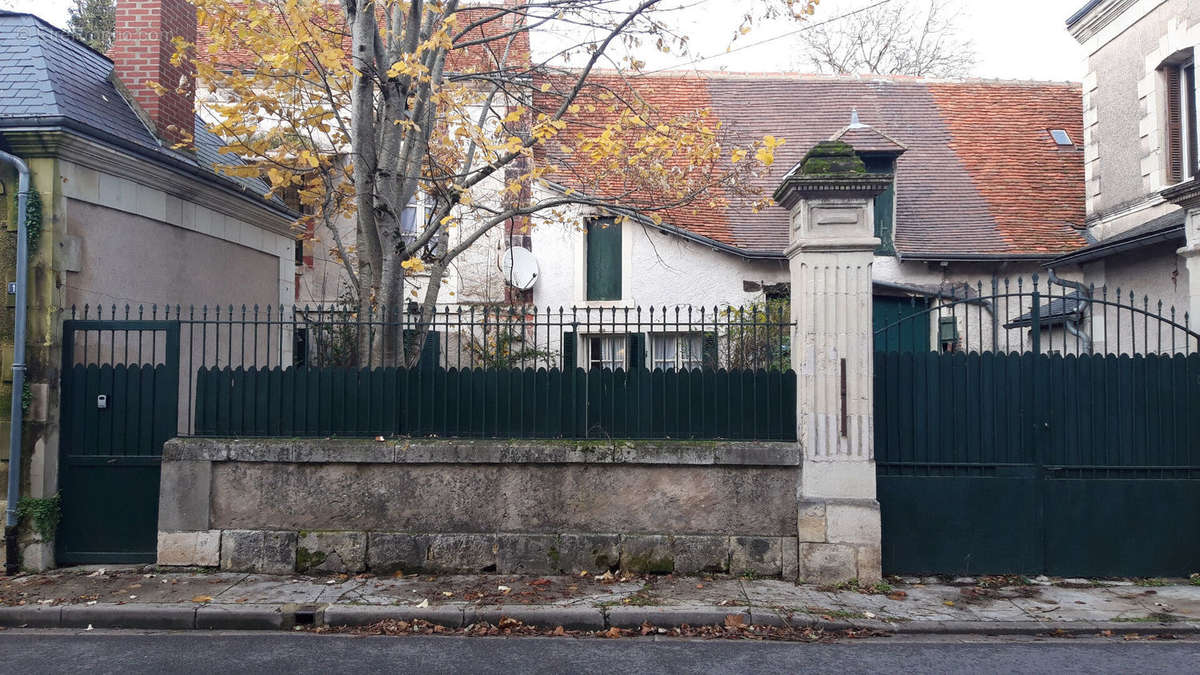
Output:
[[1048, 268, 1093, 353], [1, 150, 29, 576]]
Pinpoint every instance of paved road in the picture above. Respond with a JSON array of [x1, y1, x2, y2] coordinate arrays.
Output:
[[0, 631, 1197, 674]]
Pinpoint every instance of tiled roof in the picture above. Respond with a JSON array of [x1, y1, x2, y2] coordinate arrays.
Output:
[[0, 11, 285, 211], [538, 71, 1086, 259]]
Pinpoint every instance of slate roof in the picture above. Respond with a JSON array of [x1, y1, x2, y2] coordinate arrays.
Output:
[[536, 71, 1086, 260], [0, 10, 286, 212], [833, 124, 907, 155]]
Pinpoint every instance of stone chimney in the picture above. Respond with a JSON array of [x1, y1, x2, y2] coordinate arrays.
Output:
[[109, 0, 197, 148]]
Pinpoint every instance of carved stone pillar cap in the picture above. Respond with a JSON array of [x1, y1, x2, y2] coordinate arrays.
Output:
[[773, 140, 892, 210]]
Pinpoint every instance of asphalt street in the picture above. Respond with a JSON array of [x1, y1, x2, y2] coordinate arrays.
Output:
[[0, 631, 1198, 674]]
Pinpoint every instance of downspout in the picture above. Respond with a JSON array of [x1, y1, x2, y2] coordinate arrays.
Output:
[[1, 150, 29, 576], [1048, 268, 1093, 353]]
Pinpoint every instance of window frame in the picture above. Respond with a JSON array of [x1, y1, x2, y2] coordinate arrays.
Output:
[[651, 333, 705, 371], [586, 334, 627, 370], [1163, 53, 1199, 185]]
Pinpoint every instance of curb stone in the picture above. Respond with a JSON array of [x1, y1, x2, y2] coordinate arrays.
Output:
[[322, 605, 466, 629], [464, 605, 605, 631], [60, 604, 197, 630], [606, 606, 751, 629], [196, 605, 284, 630], [3, 604, 1200, 636], [0, 605, 62, 628]]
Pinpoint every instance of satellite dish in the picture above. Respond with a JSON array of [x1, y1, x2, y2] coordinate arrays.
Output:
[[500, 246, 539, 290]]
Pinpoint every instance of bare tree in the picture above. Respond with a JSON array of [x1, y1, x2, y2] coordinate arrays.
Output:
[[796, 0, 975, 78]]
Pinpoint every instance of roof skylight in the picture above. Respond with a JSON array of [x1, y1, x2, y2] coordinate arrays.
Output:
[[1050, 129, 1074, 146]]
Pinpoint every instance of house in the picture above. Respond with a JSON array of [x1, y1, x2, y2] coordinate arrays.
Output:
[[1059, 0, 1198, 329], [526, 71, 1087, 361], [0, 5, 296, 568], [190, 4, 1100, 364]]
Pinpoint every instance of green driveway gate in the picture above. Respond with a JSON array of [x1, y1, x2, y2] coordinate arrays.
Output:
[[873, 277, 1200, 577], [57, 319, 178, 564]]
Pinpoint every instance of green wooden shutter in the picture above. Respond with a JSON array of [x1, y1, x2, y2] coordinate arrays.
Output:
[[626, 333, 646, 370], [586, 218, 622, 301], [863, 156, 896, 256], [421, 330, 440, 371], [702, 332, 719, 370], [561, 332, 577, 371]]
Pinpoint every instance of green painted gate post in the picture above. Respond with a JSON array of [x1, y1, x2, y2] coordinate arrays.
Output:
[[774, 139, 894, 584]]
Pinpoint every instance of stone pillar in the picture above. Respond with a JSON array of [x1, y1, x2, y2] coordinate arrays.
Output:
[[774, 141, 891, 584], [1161, 181, 1200, 337], [1183, 209, 1200, 327]]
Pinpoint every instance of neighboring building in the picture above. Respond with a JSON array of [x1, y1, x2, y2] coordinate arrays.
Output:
[[528, 72, 1087, 362], [1059, 0, 1196, 323], [0, 6, 296, 568]]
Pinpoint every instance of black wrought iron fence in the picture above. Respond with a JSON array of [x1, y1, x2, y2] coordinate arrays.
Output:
[[65, 303, 796, 441], [873, 274, 1200, 356]]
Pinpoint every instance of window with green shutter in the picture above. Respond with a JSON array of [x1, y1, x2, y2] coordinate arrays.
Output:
[[863, 156, 896, 256], [586, 217, 622, 301]]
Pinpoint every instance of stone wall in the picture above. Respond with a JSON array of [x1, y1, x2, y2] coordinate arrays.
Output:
[[158, 438, 801, 578]]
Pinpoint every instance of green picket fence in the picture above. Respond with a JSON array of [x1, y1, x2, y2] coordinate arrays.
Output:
[[194, 365, 797, 441]]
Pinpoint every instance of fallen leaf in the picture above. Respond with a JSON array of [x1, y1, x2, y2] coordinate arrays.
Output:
[[943, 601, 955, 607], [191, 595, 213, 603], [602, 626, 622, 639], [497, 585, 511, 593], [85, 624, 93, 631], [441, 592, 453, 597], [529, 578, 552, 587], [552, 625, 566, 636], [696, 584, 705, 589], [887, 591, 908, 601], [863, 611, 876, 619], [392, 571, 406, 578], [579, 571, 590, 577], [724, 614, 746, 628], [415, 599, 429, 608]]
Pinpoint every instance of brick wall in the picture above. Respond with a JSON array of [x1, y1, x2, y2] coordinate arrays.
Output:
[[109, 0, 196, 148]]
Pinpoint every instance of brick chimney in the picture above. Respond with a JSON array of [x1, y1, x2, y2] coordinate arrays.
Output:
[[109, 0, 197, 148]]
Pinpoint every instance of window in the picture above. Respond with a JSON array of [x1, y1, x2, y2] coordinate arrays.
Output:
[[400, 195, 425, 241], [1164, 56, 1199, 184], [862, 156, 896, 256], [585, 217, 622, 301], [587, 335, 627, 370], [652, 334, 704, 371], [1049, 129, 1074, 146]]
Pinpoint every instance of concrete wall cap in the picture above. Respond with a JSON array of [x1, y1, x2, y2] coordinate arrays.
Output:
[[167, 438, 800, 466]]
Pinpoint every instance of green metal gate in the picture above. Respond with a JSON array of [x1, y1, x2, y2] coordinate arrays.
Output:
[[57, 319, 178, 564], [874, 276, 1200, 577]]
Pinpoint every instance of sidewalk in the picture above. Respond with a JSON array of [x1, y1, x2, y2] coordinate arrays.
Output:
[[3, 567, 1199, 636]]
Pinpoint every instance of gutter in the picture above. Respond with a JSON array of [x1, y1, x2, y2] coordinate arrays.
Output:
[[1065, 0, 1103, 27], [0, 149, 29, 576], [1044, 225, 1185, 267], [897, 252, 1066, 263]]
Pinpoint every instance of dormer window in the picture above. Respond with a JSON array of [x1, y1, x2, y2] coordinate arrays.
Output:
[[1162, 53, 1198, 184], [863, 155, 896, 256]]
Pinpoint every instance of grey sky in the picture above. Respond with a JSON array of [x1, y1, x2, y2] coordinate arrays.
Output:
[[6, 0, 1086, 81]]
